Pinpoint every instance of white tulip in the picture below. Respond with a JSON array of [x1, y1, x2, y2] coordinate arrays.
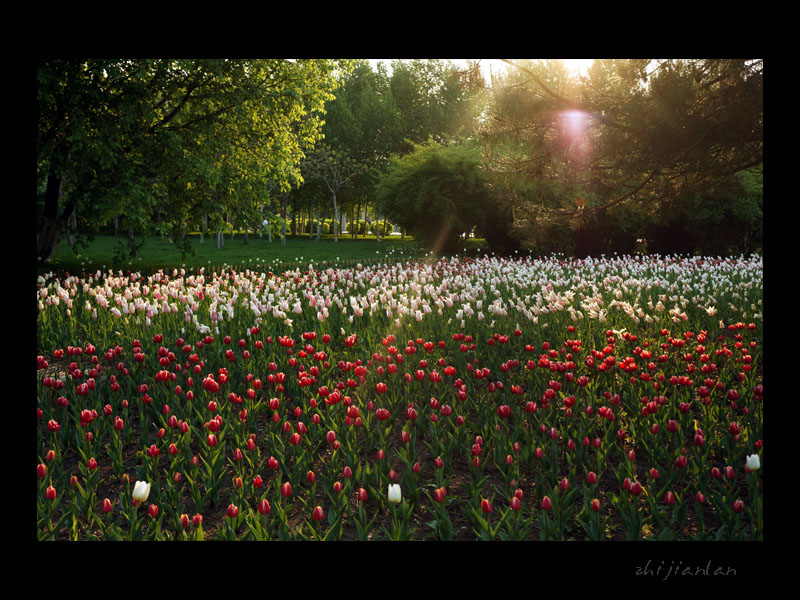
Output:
[[132, 481, 151, 503], [387, 483, 402, 504], [746, 454, 760, 472]]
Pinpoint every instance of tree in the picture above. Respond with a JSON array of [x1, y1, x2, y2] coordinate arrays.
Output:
[[36, 59, 351, 265], [375, 141, 498, 253], [389, 60, 482, 152], [297, 60, 403, 242], [301, 144, 365, 242], [480, 59, 763, 252]]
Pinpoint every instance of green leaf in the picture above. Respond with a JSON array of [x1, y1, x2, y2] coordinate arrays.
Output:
[[657, 527, 676, 541]]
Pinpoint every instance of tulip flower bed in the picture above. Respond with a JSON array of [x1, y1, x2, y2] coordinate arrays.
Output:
[[36, 254, 763, 540]]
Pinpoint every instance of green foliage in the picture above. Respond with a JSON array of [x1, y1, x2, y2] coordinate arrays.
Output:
[[645, 169, 763, 256], [376, 141, 510, 254], [389, 60, 483, 152], [481, 59, 763, 256], [369, 220, 394, 236], [37, 59, 352, 264]]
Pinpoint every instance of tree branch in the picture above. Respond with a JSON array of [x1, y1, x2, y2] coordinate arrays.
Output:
[[147, 83, 199, 135]]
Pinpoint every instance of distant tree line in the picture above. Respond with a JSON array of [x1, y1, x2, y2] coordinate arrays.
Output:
[[37, 58, 762, 265]]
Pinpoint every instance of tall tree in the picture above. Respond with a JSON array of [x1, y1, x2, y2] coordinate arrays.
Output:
[[36, 59, 351, 264], [300, 60, 403, 241], [389, 59, 482, 152], [302, 144, 365, 242], [480, 59, 763, 247]]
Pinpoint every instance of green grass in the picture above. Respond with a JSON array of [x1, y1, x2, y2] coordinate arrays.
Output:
[[42, 232, 431, 274]]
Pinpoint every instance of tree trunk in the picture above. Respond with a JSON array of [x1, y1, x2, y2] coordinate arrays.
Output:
[[114, 215, 119, 239], [37, 172, 66, 265], [355, 201, 361, 239], [281, 194, 288, 246], [66, 206, 77, 247], [332, 191, 338, 242]]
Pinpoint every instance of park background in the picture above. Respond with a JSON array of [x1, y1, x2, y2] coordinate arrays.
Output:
[[36, 59, 762, 273]]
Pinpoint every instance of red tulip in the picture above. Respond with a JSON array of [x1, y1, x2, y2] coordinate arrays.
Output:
[[255, 498, 271, 515], [541, 496, 552, 511], [312, 506, 325, 522], [481, 498, 493, 513]]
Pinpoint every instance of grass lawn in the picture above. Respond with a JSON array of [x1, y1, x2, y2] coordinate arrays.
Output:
[[41, 232, 437, 274]]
